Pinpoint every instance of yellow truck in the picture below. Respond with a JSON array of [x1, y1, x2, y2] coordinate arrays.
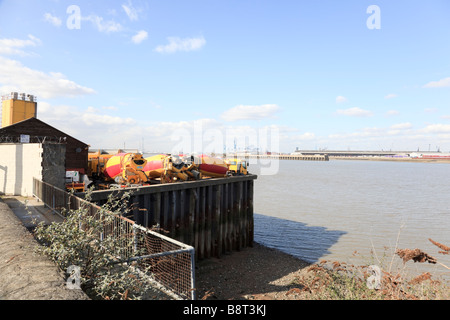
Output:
[[225, 158, 249, 176]]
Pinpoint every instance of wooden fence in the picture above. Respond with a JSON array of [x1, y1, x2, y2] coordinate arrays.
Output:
[[79, 175, 257, 260]]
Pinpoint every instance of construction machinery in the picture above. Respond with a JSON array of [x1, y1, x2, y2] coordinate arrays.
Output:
[[160, 155, 202, 183], [145, 154, 227, 182], [194, 154, 229, 178], [87, 150, 114, 181], [116, 153, 150, 185], [102, 152, 150, 185], [225, 158, 249, 176], [86, 151, 240, 189]]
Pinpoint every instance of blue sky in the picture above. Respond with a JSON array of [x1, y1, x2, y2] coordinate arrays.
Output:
[[1, 0, 450, 153]]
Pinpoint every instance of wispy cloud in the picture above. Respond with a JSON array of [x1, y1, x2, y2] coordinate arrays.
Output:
[[390, 122, 412, 130], [424, 107, 438, 113], [82, 113, 136, 126], [336, 96, 348, 103], [221, 104, 280, 122], [420, 123, 450, 133], [329, 127, 384, 139], [0, 56, 96, 99], [83, 15, 123, 33], [122, 0, 140, 21], [0, 34, 41, 56], [154, 36, 206, 54], [293, 132, 316, 140], [132, 30, 148, 44], [336, 107, 373, 117], [423, 77, 450, 88], [386, 110, 400, 116], [388, 123, 413, 136], [43, 13, 62, 27], [384, 93, 397, 99]]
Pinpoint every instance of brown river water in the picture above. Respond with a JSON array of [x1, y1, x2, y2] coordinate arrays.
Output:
[[250, 159, 450, 280]]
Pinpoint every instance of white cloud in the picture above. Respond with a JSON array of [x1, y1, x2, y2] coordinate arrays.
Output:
[[423, 77, 450, 88], [390, 122, 412, 130], [122, 0, 139, 21], [336, 96, 348, 103], [420, 124, 450, 133], [34, 102, 450, 153], [321, 121, 450, 151], [81, 113, 136, 126], [386, 110, 400, 116], [424, 107, 438, 113], [102, 106, 118, 111], [36, 102, 136, 146], [336, 107, 373, 117], [387, 123, 413, 136], [83, 15, 123, 33], [0, 34, 41, 56], [132, 30, 148, 44], [154, 36, 206, 54], [44, 13, 62, 27], [294, 132, 316, 140], [329, 127, 384, 139], [221, 104, 280, 121], [0, 56, 96, 99], [384, 93, 397, 99]]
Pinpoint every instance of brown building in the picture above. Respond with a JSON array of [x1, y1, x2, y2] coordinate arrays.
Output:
[[0, 117, 89, 173]]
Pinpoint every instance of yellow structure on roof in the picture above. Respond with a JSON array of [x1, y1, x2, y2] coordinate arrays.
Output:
[[1, 92, 37, 128]]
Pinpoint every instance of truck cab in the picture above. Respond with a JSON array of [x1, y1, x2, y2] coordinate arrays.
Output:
[[225, 158, 249, 176]]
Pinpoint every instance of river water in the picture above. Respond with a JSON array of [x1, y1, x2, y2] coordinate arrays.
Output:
[[250, 159, 450, 280]]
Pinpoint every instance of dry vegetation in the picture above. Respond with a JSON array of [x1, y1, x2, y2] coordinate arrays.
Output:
[[284, 238, 449, 300], [196, 239, 449, 300]]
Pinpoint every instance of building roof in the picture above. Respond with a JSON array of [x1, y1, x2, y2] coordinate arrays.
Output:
[[0, 117, 88, 146]]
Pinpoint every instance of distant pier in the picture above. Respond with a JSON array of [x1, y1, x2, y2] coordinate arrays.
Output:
[[244, 154, 329, 161]]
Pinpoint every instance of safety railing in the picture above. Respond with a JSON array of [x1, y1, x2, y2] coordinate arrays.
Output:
[[32, 177, 196, 300]]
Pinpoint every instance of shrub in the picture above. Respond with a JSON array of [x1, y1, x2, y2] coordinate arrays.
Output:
[[292, 239, 450, 300], [33, 190, 156, 300]]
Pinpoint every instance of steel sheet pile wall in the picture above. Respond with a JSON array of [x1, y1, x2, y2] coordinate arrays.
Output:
[[84, 175, 257, 260]]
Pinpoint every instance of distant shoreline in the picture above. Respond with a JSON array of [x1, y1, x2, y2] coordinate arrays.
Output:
[[330, 156, 450, 164]]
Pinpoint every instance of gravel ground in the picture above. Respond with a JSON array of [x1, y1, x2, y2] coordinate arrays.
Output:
[[195, 242, 313, 300]]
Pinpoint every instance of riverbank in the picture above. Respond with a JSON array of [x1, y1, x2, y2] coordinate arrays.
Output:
[[196, 241, 450, 300], [2, 195, 448, 301], [195, 242, 312, 300], [330, 156, 450, 163]]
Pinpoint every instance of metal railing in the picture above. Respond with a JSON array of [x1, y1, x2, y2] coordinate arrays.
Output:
[[32, 178, 196, 300]]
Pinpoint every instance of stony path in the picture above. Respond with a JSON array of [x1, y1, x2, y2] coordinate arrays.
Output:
[[0, 197, 88, 300]]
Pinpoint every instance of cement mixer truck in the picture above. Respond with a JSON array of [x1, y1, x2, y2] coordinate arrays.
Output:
[[103, 153, 150, 185], [88, 152, 233, 189]]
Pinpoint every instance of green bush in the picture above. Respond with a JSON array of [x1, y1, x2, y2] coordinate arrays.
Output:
[[33, 190, 154, 300]]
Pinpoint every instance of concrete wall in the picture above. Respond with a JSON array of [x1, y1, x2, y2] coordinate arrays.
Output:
[[0, 143, 43, 196]]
